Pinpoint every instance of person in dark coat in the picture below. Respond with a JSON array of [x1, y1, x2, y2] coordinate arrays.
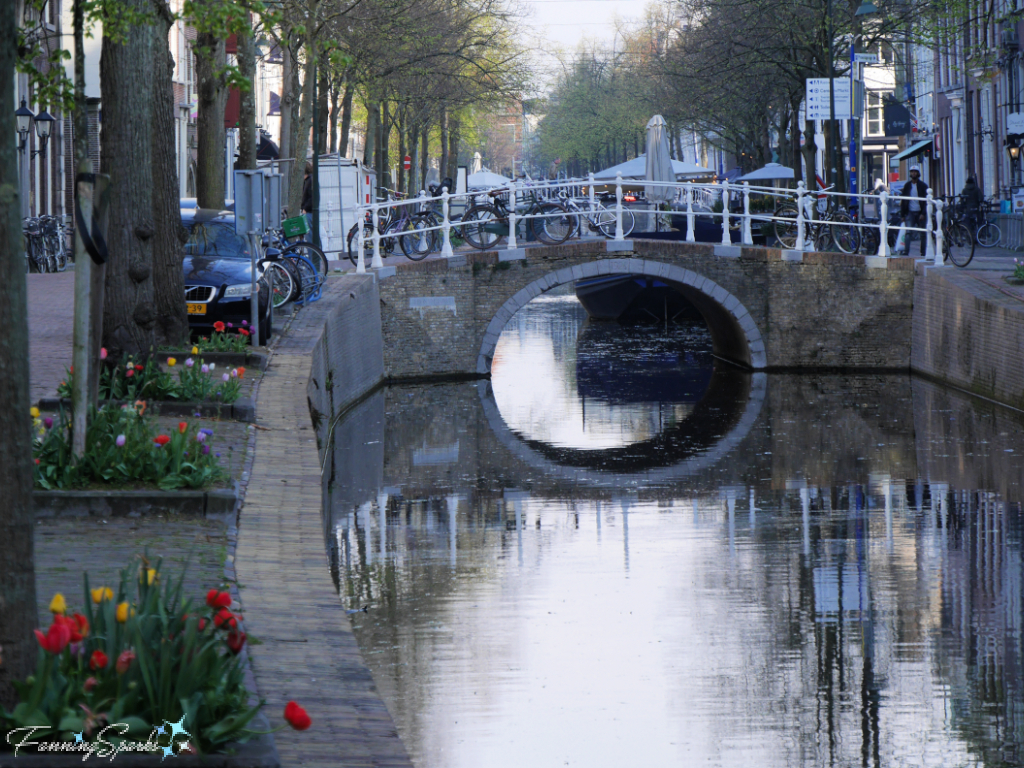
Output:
[[899, 165, 929, 256], [301, 161, 313, 230], [960, 176, 983, 231]]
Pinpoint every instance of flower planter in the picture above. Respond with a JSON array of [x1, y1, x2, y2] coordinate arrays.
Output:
[[1002, 276, 1024, 286], [36, 398, 257, 423], [33, 486, 238, 518], [156, 352, 267, 371]]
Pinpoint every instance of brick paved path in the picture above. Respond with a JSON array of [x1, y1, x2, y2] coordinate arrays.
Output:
[[236, 278, 413, 768], [27, 271, 75, 403]]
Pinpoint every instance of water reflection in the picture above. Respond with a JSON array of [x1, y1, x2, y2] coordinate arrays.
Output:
[[321, 297, 1024, 768]]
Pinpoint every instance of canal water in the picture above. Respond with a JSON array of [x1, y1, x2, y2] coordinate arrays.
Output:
[[323, 287, 1024, 768]]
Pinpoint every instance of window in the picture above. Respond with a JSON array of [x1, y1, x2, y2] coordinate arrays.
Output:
[[866, 91, 891, 136]]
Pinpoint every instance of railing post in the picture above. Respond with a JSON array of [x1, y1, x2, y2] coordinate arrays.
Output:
[[686, 182, 696, 243], [440, 187, 454, 258], [615, 171, 624, 240], [507, 180, 519, 249], [721, 178, 732, 245], [877, 190, 889, 258], [356, 207, 367, 274], [741, 181, 753, 245], [934, 199, 944, 266], [588, 172, 596, 215], [795, 181, 806, 251], [925, 188, 935, 261], [371, 202, 383, 269]]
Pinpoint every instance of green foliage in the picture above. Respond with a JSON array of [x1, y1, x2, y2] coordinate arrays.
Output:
[[1014, 258, 1024, 281], [1, 557, 261, 755], [56, 354, 244, 404], [194, 330, 251, 353], [32, 404, 226, 490]]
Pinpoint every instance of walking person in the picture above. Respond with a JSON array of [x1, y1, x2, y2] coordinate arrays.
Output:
[[301, 162, 314, 232], [899, 165, 928, 256], [960, 176, 983, 233]]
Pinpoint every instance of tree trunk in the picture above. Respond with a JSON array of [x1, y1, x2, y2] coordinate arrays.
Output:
[[0, 0, 37, 711], [362, 99, 377, 169], [194, 32, 227, 209], [446, 115, 460, 182], [439, 108, 449, 181], [380, 103, 391, 190], [420, 124, 428, 186], [409, 121, 419, 193], [287, 43, 314, 220], [339, 81, 354, 157], [151, 2, 189, 348], [279, 43, 293, 168], [397, 116, 406, 194], [316, 56, 329, 155], [101, 0, 159, 358], [803, 119, 818, 192], [328, 76, 341, 154], [237, 24, 257, 171]]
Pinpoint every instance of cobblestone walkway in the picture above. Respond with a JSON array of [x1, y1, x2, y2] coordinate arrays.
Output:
[[27, 271, 75, 404], [236, 278, 412, 768]]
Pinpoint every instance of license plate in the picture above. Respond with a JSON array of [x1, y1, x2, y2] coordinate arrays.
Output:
[[187, 303, 207, 315]]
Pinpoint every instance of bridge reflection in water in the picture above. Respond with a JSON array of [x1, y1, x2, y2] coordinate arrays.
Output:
[[320, 293, 1024, 768]]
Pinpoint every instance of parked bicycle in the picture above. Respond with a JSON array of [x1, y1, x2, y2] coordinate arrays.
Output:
[[346, 189, 436, 265], [772, 186, 858, 253], [974, 198, 1001, 248], [559, 193, 636, 239], [23, 214, 70, 273], [461, 188, 573, 250], [937, 195, 976, 267]]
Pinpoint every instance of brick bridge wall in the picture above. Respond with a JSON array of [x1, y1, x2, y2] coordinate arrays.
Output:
[[378, 240, 916, 378]]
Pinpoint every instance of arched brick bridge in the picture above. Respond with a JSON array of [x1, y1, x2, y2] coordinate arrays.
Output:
[[376, 240, 916, 378]]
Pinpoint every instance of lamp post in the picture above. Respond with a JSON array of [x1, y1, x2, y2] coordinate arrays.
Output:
[[849, 3, 877, 216], [1007, 139, 1021, 186], [32, 109, 55, 158]]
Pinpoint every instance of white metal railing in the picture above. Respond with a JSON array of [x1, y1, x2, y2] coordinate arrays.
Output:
[[351, 173, 957, 273]]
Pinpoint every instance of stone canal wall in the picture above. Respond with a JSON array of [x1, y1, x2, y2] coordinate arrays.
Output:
[[305, 273, 385, 448], [912, 266, 1024, 410], [377, 240, 916, 377]]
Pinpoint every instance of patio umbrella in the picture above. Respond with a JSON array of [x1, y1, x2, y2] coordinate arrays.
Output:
[[471, 152, 483, 174], [593, 157, 711, 180], [736, 163, 795, 182], [644, 115, 675, 203], [467, 170, 510, 188]]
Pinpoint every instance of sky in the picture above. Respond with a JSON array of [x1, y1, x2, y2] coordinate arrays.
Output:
[[518, 0, 644, 84]]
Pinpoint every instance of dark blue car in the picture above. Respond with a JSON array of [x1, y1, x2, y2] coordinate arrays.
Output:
[[181, 208, 272, 345]]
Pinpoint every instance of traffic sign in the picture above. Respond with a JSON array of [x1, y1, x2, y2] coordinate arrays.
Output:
[[403, 155, 411, 171], [805, 78, 852, 121], [852, 52, 879, 64]]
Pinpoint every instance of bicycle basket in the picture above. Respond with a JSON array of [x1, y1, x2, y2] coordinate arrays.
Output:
[[282, 215, 310, 238]]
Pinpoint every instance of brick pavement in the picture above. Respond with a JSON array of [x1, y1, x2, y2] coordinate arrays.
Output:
[[235, 278, 413, 768], [27, 271, 75, 403]]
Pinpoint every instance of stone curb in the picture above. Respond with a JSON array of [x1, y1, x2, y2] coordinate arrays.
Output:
[[36, 398, 257, 424], [33, 487, 239, 518]]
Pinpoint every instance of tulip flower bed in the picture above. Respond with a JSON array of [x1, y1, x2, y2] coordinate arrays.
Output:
[[56, 353, 246, 405], [1, 557, 310, 757], [33, 402, 226, 490], [195, 325, 253, 353]]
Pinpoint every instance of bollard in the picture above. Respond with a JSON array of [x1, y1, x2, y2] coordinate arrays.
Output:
[[686, 182, 696, 243], [795, 181, 806, 251], [934, 200, 944, 266], [356, 208, 367, 274], [741, 181, 753, 246], [615, 171, 625, 241], [508, 180, 519, 249], [440, 186, 454, 258], [371, 202, 383, 269], [877, 191, 889, 258], [721, 178, 732, 245], [925, 188, 935, 260], [588, 171, 596, 222]]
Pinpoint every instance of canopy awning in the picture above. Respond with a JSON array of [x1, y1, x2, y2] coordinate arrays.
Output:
[[889, 138, 933, 166]]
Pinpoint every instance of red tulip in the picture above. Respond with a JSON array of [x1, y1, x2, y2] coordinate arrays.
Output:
[[178, 421, 188, 434], [89, 650, 108, 670], [213, 321, 226, 333], [284, 701, 312, 731], [154, 435, 171, 446], [226, 630, 247, 654], [116, 649, 136, 675], [70, 613, 89, 642], [83, 677, 98, 693], [238, 328, 250, 337], [34, 619, 72, 655], [134, 364, 144, 372], [198, 618, 208, 631], [206, 589, 232, 609], [213, 609, 237, 631], [126, 369, 135, 378]]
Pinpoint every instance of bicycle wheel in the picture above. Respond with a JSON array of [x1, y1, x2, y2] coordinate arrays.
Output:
[[976, 221, 1000, 248], [260, 262, 295, 307], [532, 202, 572, 245], [773, 204, 799, 249], [283, 241, 329, 274], [462, 205, 505, 250], [347, 223, 373, 266], [283, 254, 321, 302], [813, 226, 831, 252], [399, 214, 437, 260], [828, 213, 860, 254], [944, 222, 975, 267]]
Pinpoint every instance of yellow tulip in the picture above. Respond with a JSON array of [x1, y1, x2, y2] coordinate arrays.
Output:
[[49, 593, 67, 614], [191, 346, 199, 355], [145, 568, 157, 585], [30, 407, 40, 419], [91, 587, 113, 604], [167, 357, 177, 367], [116, 602, 132, 623]]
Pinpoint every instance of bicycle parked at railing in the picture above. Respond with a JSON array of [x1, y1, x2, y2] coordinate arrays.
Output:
[[23, 214, 70, 273], [937, 195, 976, 267], [270, 215, 330, 275], [974, 198, 1001, 248], [772, 187, 859, 253], [260, 230, 325, 305], [346, 189, 437, 265], [558, 193, 636, 239], [461, 188, 573, 250]]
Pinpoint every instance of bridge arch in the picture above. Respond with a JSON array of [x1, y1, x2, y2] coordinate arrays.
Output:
[[475, 258, 766, 375]]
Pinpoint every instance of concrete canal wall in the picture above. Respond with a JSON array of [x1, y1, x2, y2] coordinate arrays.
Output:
[[912, 266, 1024, 411]]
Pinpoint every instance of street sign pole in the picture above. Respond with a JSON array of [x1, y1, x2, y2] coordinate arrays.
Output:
[[827, 0, 838, 189]]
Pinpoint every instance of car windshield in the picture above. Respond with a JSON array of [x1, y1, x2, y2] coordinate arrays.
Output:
[[184, 220, 250, 259]]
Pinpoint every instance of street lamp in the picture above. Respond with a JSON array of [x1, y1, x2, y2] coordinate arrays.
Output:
[[16, 98, 34, 153], [32, 109, 55, 158], [1006, 138, 1020, 185]]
